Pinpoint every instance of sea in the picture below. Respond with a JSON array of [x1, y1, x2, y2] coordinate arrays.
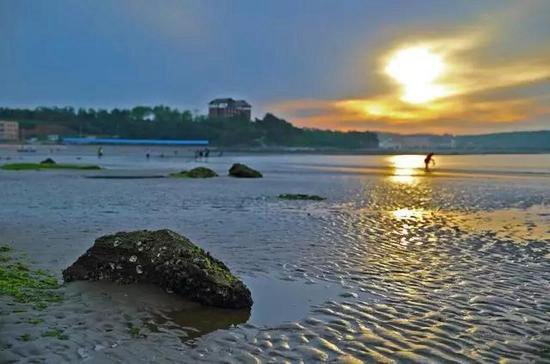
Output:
[[1, 145, 549, 363]]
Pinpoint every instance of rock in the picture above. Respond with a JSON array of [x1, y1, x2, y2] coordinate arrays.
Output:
[[278, 194, 325, 201], [62, 229, 253, 309], [170, 167, 218, 178], [40, 158, 56, 164], [228, 163, 262, 178]]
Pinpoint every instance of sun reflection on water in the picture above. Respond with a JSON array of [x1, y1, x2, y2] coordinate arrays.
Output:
[[392, 208, 426, 220], [387, 155, 425, 184], [390, 174, 415, 184]]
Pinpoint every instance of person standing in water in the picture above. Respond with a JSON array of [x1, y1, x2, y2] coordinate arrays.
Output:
[[97, 147, 103, 158], [424, 153, 435, 171]]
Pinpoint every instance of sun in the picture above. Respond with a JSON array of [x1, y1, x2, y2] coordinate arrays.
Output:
[[385, 46, 448, 104]]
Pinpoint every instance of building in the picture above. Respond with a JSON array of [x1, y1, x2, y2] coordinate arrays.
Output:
[[0, 121, 19, 141], [208, 98, 251, 120]]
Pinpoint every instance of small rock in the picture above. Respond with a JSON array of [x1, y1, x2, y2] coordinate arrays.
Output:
[[40, 158, 56, 165], [170, 167, 218, 178], [279, 193, 325, 201], [228, 163, 262, 178]]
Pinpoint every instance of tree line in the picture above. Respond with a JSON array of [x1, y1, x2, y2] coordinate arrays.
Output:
[[0, 106, 379, 149]]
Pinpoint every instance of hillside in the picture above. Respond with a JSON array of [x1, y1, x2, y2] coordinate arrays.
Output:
[[0, 106, 379, 149]]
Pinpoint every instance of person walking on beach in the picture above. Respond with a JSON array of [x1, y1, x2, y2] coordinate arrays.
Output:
[[424, 153, 435, 171]]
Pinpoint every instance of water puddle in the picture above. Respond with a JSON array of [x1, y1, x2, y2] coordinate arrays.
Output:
[[65, 282, 249, 343], [62, 275, 344, 343], [243, 275, 344, 326]]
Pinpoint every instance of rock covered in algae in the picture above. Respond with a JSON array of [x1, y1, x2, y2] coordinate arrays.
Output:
[[40, 158, 56, 165], [62, 229, 252, 309], [278, 193, 325, 201], [170, 167, 218, 178], [228, 163, 262, 178]]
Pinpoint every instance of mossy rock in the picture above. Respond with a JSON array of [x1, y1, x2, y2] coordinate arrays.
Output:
[[62, 229, 252, 309], [1, 163, 100, 171], [278, 193, 325, 201], [170, 167, 218, 178], [228, 163, 262, 178], [40, 158, 56, 165]]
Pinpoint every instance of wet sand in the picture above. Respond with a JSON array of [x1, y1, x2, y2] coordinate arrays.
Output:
[[1, 147, 549, 362]]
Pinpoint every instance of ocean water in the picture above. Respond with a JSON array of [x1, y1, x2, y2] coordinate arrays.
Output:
[[1, 146, 549, 363]]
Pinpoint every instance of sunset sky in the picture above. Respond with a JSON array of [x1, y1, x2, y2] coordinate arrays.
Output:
[[1, 0, 549, 134]]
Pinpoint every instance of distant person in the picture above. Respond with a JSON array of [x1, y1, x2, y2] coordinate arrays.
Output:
[[204, 147, 210, 158], [146, 151, 150, 159], [97, 147, 103, 158], [424, 153, 435, 171]]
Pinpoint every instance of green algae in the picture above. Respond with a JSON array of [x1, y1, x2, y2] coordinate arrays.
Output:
[[41, 328, 68, 340], [186, 243, 237, 285], [278, 193, 326, 201], [0, 246, 63, 310], [169, 167, 218, 178], [128, 326, 141, 338], [1, 163, 101, 171], [27, 317, 44, 325], [18, 334, 32, 342], [127, 322, 146, 338]]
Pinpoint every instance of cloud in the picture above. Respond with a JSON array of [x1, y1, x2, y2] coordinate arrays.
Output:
[[270, 3, 550, 134]]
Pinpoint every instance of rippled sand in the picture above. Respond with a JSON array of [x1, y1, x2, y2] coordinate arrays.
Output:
[[1, 150, 549, 362]]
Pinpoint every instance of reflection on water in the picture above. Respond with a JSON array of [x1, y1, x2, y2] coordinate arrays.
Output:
[[389, 174, 416, 184], [64, 281, 250, 343], [387, 154, 426, 184], [450, 205, 550, 243], [391, 207, 426, 220], [154, 306, 250, 343]]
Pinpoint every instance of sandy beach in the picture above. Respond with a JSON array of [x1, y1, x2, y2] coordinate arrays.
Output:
[[1, 146, 549, 362]]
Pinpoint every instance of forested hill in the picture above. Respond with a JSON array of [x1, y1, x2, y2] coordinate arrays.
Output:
[[456, 131, 550, 151], [0, 106, 379, 149]]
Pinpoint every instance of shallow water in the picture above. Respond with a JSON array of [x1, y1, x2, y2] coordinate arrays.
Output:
[[1, 147, 549, 363]]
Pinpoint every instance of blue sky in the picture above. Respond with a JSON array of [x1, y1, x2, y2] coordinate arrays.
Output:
[[1, 0, 549, 133]]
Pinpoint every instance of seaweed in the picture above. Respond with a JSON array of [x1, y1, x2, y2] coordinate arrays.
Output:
[[169, 167, 218, 178], [41, 328, 68, 340], [0, 246, 63, 310], [18, 334, 32, 342], [278, 193, 326, 201]]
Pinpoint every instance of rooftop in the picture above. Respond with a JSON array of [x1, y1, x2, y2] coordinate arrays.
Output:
[[209, 98, 251, 107]]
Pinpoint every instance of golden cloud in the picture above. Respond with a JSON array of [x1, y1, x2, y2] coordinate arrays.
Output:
[[271, 12, 550, 134]]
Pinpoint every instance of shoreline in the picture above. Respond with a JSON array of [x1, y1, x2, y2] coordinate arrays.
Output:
[[2, 143, 550, 156]]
